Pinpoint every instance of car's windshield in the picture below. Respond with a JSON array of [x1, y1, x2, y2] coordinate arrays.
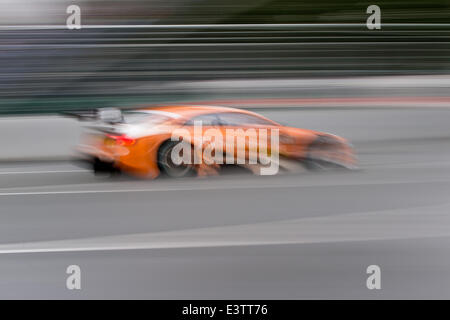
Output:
[[218, 112, 276, 126], [123, 111, 172, 125]]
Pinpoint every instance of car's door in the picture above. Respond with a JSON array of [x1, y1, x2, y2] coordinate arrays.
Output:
[[216, 112, 278, 165], [182, 113, 223, 166]]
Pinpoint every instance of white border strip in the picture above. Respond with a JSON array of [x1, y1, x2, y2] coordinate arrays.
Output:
[[1, 177, 450, 197], [1, 23, 450, 30]]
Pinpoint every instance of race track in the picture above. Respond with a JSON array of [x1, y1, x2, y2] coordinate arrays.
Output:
[[1, 107, 450, 299]]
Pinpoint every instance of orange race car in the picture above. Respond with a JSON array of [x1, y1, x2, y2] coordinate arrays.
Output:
[[71, 105, 356, 178]]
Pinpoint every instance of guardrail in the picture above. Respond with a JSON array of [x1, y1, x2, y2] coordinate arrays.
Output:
[[0, 24, 449, 114]]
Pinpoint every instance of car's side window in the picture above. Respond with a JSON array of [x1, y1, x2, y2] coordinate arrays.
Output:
[[184, 113, 221, 126], [218, 112, 275, 126]]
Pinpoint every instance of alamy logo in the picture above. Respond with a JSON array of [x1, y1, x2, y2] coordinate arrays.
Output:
[[366, 265, 381, 290], [170, 121, 280, 175], [366, 5, 381, 30], [66, 5, 81, 30], [66, 265, 81, 290]]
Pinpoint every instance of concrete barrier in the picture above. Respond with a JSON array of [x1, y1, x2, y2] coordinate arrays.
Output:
[[0, 116, 83, 161]]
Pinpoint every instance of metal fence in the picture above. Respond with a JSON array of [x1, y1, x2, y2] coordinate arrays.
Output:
[[1, 24, 449, 114]]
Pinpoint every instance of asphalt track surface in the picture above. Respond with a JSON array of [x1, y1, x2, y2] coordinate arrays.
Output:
[[1, 107, 450, 299]]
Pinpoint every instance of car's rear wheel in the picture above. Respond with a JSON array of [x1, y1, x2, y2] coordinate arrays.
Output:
[[157, 140, 195, 178]]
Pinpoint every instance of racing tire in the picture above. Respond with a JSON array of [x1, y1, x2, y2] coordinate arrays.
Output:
[[157, 140, 195, 178]]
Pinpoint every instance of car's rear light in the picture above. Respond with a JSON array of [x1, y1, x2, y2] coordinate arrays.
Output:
[[106, 134, 136, 146]]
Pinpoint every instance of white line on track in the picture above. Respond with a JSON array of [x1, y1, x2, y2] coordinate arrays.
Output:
[[0, 183, 313, 196], [0, 177, 450, 196], [0, 202, 449, 254]]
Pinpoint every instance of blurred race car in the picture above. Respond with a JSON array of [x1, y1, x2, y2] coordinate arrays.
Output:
[[70, 105, 356, 178]]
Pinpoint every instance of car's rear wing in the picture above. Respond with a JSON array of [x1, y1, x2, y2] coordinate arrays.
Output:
[[63, 108, 124, 124], [62, 108, 125, 135]]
